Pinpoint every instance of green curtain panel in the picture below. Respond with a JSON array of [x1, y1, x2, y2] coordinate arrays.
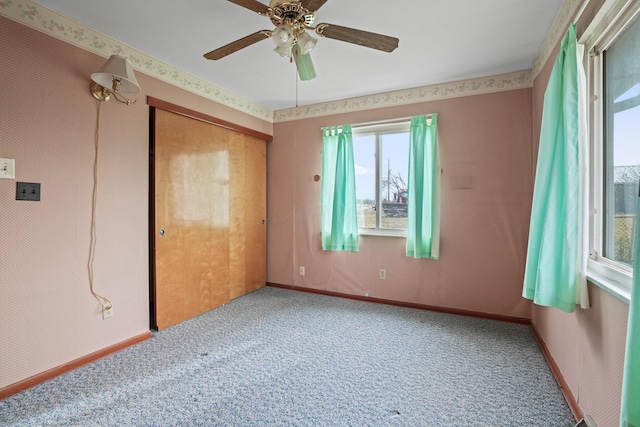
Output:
[[321, 125, 359, 251], [621, 192, 640, 427], [523, 24, 583, 313], [406, 114, 440, 259]]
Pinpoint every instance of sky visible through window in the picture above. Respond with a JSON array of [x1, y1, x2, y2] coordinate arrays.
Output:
[[613, 85, 640, 168], [609, 15, 640, 172], [353, 132, 409, 203]]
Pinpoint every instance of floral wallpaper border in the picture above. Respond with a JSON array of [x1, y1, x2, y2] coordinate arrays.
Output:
[[273, 70, 532, 122], [532, 0, 581, 79], [1, 0, 578, 123]]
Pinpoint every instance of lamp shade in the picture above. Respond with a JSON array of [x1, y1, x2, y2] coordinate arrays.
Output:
[[91, 55, 141, 94], [273, 44, 293, 58], [272, 26, 292, 45], [297, 31, 317, 55]]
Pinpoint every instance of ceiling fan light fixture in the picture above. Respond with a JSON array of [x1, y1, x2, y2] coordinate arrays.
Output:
[[292, 44, 316, 81], [272, 25, 293, 46], [297, 31, 317, 55], [273, 43, 293, 58]]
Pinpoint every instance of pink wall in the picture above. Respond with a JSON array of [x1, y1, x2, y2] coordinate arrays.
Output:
[[0, 17, 271, 389], [2, 4, 628, 422], [530, 1, 629, 425], [268, 89, 534, 319]]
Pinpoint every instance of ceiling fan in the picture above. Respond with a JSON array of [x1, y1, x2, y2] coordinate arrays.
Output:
[[204, 0, 399, 81]]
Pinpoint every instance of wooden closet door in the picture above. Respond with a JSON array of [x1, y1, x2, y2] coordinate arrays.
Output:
[[228, 133, 267, 299], [243, 136, 267, 293], [153, 109, 230, 330]]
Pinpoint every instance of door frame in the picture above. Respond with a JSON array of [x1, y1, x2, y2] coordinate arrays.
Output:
[[147, 97, 272, 330]]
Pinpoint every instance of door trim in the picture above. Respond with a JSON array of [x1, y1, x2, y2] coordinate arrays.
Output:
[[147, 97, 273, 142], [148, 106, 157, 330]]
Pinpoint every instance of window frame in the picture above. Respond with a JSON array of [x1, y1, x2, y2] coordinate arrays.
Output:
[[582, 0, 640, 303], [352, 121, 411, 238]]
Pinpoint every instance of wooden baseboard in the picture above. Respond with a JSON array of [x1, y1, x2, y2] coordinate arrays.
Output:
[[266, 282, 531, 324], [0, 331, 152, 400], [530, 323, 583, 421]]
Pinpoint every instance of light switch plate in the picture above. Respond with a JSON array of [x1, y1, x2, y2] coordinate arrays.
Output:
[[0, 158, 15, 179], [16, 182, 41, 201]]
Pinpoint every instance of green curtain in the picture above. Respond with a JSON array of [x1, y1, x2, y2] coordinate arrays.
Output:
[[621, 191, 640, 427], [406, 114, 440, 259], [321, 125, 359, 251], [523, 24, 582, 313]]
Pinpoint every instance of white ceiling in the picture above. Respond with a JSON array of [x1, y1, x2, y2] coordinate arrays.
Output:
[[33, 0, 564, 111]]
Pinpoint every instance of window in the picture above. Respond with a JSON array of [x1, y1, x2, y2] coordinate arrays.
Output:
[[352, 122, 410, 235], [585, 0, 640, 299], [603, 14, 640, 267]]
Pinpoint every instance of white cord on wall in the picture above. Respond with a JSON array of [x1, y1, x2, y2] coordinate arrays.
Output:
[[88, 100, 112, 312]]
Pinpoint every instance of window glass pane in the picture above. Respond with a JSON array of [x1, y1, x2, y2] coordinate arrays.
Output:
[[380, 132, 409, 230], [604, 15, 640, 266], [353, 135, 376, 230]]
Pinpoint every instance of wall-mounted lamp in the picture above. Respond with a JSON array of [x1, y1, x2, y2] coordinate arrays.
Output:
[[89, 55, 141, 105], [86, 54, 141, 316]]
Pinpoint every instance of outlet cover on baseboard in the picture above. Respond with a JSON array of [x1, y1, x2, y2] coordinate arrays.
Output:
[[102, 303, 113, 319]]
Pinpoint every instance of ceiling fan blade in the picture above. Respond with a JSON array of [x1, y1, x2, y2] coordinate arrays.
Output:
[[315, 23, 399, 52], [227, 0, 270, 15], [204, 31, 271, 60], [301, 0, 328, 12]]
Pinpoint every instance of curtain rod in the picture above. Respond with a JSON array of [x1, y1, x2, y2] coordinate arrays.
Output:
[[573, 0, 590, 25], [352, 114, 435, 129], [321, 114, 436, 133]]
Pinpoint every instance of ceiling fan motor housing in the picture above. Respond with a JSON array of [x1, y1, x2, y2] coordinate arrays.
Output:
[[268, 1, 316, 31]]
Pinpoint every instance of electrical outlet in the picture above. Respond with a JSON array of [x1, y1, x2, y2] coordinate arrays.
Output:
[[575, 415, 597, 427], [379, 269, 386, 280], [299, 266, 305, 276], [102, 303, 113, 319]]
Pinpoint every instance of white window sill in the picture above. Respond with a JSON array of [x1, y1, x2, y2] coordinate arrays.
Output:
[[359, 229, 406, 238], [586, 259, 631, 304]]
